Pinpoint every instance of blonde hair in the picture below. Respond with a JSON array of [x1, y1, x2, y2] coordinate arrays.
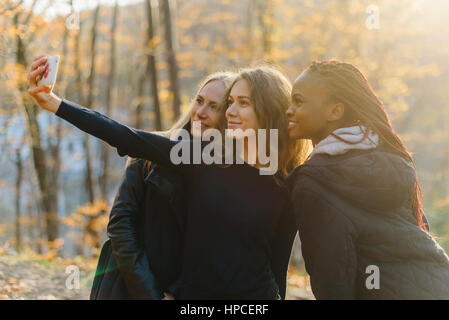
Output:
[[129, 71, 237, 172], [160, 71, 237, 138]]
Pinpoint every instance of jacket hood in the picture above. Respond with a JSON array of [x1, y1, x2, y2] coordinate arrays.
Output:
[[288, 147, 416, 213]]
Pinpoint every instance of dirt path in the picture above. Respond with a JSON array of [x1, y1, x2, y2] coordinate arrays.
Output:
[[0, 253, 313, 300], [0, 253, 93, 300]]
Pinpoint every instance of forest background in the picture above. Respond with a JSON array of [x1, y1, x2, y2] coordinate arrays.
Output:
[[0, 0, 448, 299]]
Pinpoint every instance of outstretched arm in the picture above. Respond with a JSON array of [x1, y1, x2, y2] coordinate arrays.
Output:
[[56, 99, 178, 166], [27, 54, 181, 168]]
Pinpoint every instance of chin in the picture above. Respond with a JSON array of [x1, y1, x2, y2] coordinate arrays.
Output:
[[288, 129, 300, 140]]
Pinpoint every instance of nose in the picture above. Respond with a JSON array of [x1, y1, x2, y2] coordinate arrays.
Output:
[[194, 105, 208, 120], [286, 106, 293, 118], [226, 102, 237, 119]]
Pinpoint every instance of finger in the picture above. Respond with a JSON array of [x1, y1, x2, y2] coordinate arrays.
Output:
[[30, 56, 48, 72], [28, 65, 46, 86], [32, 54, 48, 62], [28, 65, 45, 84], [28, 86, 51, 95]]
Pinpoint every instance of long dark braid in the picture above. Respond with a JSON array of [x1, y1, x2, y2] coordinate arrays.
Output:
[[307, 60, 427, 232]]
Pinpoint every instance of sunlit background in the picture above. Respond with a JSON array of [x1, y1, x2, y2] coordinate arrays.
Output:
[[0, 0, 448, 299]]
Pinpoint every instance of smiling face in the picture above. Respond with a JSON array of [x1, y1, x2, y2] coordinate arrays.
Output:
[[225, 79, 260, 133], [190, 79, 227, 137], [286, 70, 344, 145]]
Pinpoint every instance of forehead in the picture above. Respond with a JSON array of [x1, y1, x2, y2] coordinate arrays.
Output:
[[230, 79, 250, 97], [199, 80, 226, 101], [292, 71, 328, 96]]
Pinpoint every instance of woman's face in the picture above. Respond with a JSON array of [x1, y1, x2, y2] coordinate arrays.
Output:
[[190, 80, 226, 136], [225, 79, 260, 133], [286, 71, 335, 144]]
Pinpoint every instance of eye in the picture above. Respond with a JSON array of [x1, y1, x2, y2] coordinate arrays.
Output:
[[210, 103, 218, 110], [294, 97, 303, 106], [240, 100, 249, 106], [226, 98, 233, 106], [196, 97, 203, 104]]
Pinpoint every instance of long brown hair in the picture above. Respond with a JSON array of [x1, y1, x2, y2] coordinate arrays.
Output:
[[306, 59, 427, 232], [221, 65, 311, 180]]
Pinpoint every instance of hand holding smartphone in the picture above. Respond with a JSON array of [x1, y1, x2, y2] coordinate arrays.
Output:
[[28, 54, 62, 114], [36, 55, 60, 89]]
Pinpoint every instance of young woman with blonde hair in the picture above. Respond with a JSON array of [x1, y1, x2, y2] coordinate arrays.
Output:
[[91, 71, 236, 300]]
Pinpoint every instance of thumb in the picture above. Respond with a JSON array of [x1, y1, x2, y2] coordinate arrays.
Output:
[[28, 86, 51, 96]]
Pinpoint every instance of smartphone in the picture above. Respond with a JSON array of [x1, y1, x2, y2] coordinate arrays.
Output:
[[37, 55, 60, 89]]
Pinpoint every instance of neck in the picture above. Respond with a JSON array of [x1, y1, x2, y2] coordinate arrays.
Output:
[[312, 123, 353, 146], [240, 139, 268, 168], [241, 140, 256, 167]]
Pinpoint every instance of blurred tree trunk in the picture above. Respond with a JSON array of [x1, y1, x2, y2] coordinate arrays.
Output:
[[159, 0, 181, 120], [136, 0, 162, 130], [13, 3, 59, 245], [258, 0, 273, 58], [26, 203, 34, 250], [100, 2, 119, 200], [84, 4, 101, 251], [15, 148, 23, 252], [47, 11, 71, 250], [74, 10, 84, 104], [135, 70, 146, 129], [245, 0, 256, 64], [73, 10, 85, 256], [146, 0, 162, 130]]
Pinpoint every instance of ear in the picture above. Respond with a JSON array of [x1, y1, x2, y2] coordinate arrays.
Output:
[[327, 102, 345, 122]]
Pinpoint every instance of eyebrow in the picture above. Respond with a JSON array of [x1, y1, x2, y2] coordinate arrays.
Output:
[[198, 94, 219, 104], [237, 95, 250, 99]]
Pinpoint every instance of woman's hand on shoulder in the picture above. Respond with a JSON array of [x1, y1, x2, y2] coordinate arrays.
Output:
[[27, 54, 62, 114]]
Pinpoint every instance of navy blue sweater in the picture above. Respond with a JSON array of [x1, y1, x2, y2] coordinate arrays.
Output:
[[56, 99, 297, 299]]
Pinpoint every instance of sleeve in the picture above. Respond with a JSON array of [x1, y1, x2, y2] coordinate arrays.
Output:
[[107, 159, 164, 300], [56, 99, 182, 169], [270, 200, 298, 300], [291, 184, 358, 300]]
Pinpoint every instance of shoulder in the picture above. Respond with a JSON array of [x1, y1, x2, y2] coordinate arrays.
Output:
[[121, 158, 152, 187], [287, 165, 326, 198], [125, 158, 150, 174]]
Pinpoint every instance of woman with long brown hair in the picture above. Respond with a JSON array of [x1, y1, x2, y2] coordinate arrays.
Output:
[[28, 56, 309, 299], [286, 59, 449, 299]]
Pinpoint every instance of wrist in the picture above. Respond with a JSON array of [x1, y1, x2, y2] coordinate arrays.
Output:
[[48, 93, 62, 114]]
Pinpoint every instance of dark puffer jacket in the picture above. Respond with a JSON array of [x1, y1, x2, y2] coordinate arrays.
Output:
[[287, 146, 449, 299], [90, 159, 186, 299]]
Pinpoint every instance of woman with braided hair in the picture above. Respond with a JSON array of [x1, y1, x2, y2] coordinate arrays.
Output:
[[286, 60, 449, 299]]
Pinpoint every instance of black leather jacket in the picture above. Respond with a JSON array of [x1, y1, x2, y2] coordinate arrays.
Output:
[[90, 158, 186, 299]]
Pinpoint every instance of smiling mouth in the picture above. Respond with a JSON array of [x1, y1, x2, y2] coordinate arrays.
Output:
[[288, 121, 297, 129], [227, 121, 242, 127]]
